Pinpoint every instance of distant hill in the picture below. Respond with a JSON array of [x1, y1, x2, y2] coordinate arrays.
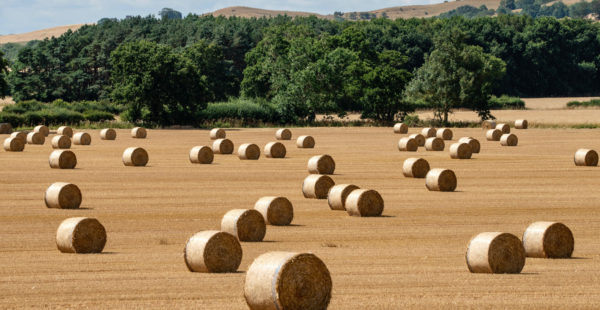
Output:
[[0, 24, 87, 44]]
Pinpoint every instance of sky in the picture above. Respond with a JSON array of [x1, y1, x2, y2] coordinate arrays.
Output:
[[0, 0, 443, 34]]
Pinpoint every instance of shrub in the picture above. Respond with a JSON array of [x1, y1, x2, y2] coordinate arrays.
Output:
[[83, 110, 115, 122], [488, 95, 525, 109], [199, 99, 279, 124], [0, 112, 25, 127], [2, 99, 43, 114], [566, 99, 600, 108]]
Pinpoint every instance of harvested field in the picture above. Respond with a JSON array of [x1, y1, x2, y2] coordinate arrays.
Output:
[[1, 127, 600, 308], [417, 109, 600, 125]]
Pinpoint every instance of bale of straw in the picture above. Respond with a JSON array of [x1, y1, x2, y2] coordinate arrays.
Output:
[[100, 128, 116, 140], [45, 182, 82, 209], [27, 132, 45, 145], [500, 134, 518, 146], [426, 168, 457, 192], [574, 149, 598, 166], [496, 123, 510, 134], [3, 137, 24, 152], [56, 217, 106, 254], [57, 126, 73, 138], [465, 232, 526, 274], [275, 128, 292, 140], [0, 123, 13, 134], [238, 143, 261, 160], [425, 137, 445, 151], [421, 127, 437, 138], [296, 135, 315, 148], [482, 120, 497, 130], [254, 196, 294, 226], [450, 142, 472, 159], [345, 189, 384, 217], [221, 209, 266, 242], [307, 154, 335, 174], [264, 142, 286, 158], [10, 131, 27, 142], [393, 123, 408, 134], [302, 174, 335, 199], [189, 146, 214, 164], [73, 132, 91, 145], [131, 127, 147, 139], [486, 129, 502, 141], [515, 119, 528, 129], [122, 147, 148, 166], [402, 158, 430, 178], [458, 137, 480, 153], [409, 133, 426, 146], [398, 137, 418, 152], [51, 135, 71, 149], [327, 184, 360, 211], [522, 221, 574, 258], [436, 128, 453, 140], [184, 230, 242, 273], [212, 138, 234, 154], [244, 251, 332, 310], [210, 128, 226, 140], [34, 125, 49, 137], [49, 150, 77, 169]]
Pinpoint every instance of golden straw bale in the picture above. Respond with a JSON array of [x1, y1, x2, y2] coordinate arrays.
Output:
[[238, 143, 261, 160], [73, 132, 91, 145], [307, 155, 335, 174], [100, 128, 116, 140], [212, 138, 234, 154], [482, 120, 497, 130], [466, 232, 525, 274], [500, 134, 518, 146], [345, 189, 384, 217], [296, 135, 315, 148], [574, 149, 598, 166], [49, 150, 77, 169], [45, 182, 82, 209], [34, 125, 49, 136], [221, 209, 266, 242], [27, 132, 45, 145], [10, 131, 27, 142], [402, 158, 430, 178], [275, 128, 292, 140], [436, 128, 453, 140], [523, 221, 574, 258], [122, 147, 148, 166], [496, 123, 510, 134], [421, 127, 436, 138], [51, 135, 71, 149], [0, 123, 12, 134], [393, 123, 408, 134], [302, 174, 335, 199], [450, 142, 472, 159], [254, 196, 294, 226], [264, 142, 286, 158], [426, 168, 457, 192], [189, 146, 214, 164], [56, 217, 106, 253], [398, 137, 418, 152], [327, 184, 360, 211], [184, 231, 242, 273], [425, 137, 445, 151], [458, 137, 480, 153], [57, 126, 73, 138], [409, 133, 426, 146], [131, 127, 147, 138], [486, 129, 502, 141], [3, 137, 24, 152], [515, 119, 528, 129], [210, 128, 226, 140]]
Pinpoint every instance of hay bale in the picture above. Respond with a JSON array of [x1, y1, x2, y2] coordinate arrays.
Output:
[[221, 209, 266, 242], [0, 123, 13, 134], [57, 126, 73, 138], [189, 146, 214, 164], [45, 182, 82, 209], [393, 123, 408, 134], [450, 142, 472, 159], [244, 251, 332, 310], [3, 137, 24, 152], [436, 128, 453, 140], [254, 196, 294, 226], [500, 133, 518, 146], [409, 133, 426, 146], [421, 127, 437, 138], [122, 147, 148, 166], [34, 125, 49, 137], [515, 119, 528, 129], [496, 123, 510, 134], [307, 154, 335, 174], [56, 217, 106, 254], [486, 129, 502, 141], [574, 149, 598, 166], [465, 232, 526, 274], [51, 135, 71, 149], [327, 184, 360, 211], [402, 158, 430, 178], [302, 174, 335, 199], [100, 128, 116, 140], [264, 142, 286, 158], [482, 120, 497, 130], [296, 135, 315, 148], [212, 138, 234, 154], [275, 128, 292, 140], [458, 137, 480, 153], [49, 150, 77, 169], [522, 221, 574, 258], [27, 132, 45, 145], [345, 189, 384, 217], [10, 131, 27, 142], [73, 132, 91, 145], [398, 137, 418, 152], [238, 143, 261, 160], [131, 127, 147, 139], [210, 128, 226, 140], [184, 230, 242, 273], [425, 168, 457, 192], [425, 137, 445, 151]]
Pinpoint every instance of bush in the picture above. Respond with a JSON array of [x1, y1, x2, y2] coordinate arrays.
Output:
[[22, 109, 85, 126], [83, 110, 115, 122], [488, 95, 525, 109], [566, 99, 600, 108], [198, 99, 279, 124], [2, 99, 44, 114], [0, 112, 25, 127]]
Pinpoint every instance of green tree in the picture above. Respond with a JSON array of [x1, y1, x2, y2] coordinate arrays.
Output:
[[0, 51, 9, 98]]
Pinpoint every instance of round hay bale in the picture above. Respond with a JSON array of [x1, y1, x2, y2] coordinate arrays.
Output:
[[27, 132, 45, 145], [421, 127, 437, 138], [254, 196, 294, 226], [0, 122, 13, 134], [482, 120, 497, 130], [244, 251, 332, 310], [402, 157, 430, 178], [486, 129, 502, 141], [574, 149, 598, 166], [345, 189, 384, 217], [184, 230, 242, 273], [49, 150, 77, 169], [425, 137, 445, 151], [296, 135, 315, 148], [515, 119, 528, 129], [500, 133, 518, 146], [131, 127, 147, 139], [450, 142, 472, 159], [327, 184, 360, 211], [264, 142, 286, 158], [45, 182, 82, 209], [57, 126, 73, 138], [398, 137, 418, 152], [496, 123, 510, 134], [221, 209, 266, 242], [275, 128, 292, 140], [212, 138, 234, 154], [3, 137, 24, 152], [122, 147, 148, 166], [302, 174, 335, 199], [100, 128, 116, 140], [10, 131, 27, 142], [73, 132, 91, 145], [56, 217, 106, 254], [458, 137, 480, 153], [210, 128, 226, 140], [466, 232, 525, 274], [34, 125, 49, 137], [425, 168, 457, 192], [189, 146, 214, 164], [51, 135, 71, 149], [307, 154, 335, 174], [238, 143, 261, 160], [393, 123, 408, 134], [522, 221, 574, 258], [409, 133, 426, 146], [436, 128, 453, 140]]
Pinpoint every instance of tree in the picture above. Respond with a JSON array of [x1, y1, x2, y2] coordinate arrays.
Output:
[[0, 51, 8, 98], [500, 0, 516, 10], [159, 8, 182, 20]]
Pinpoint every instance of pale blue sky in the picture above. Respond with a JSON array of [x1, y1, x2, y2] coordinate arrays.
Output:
[[0, 0, 443, 34]]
